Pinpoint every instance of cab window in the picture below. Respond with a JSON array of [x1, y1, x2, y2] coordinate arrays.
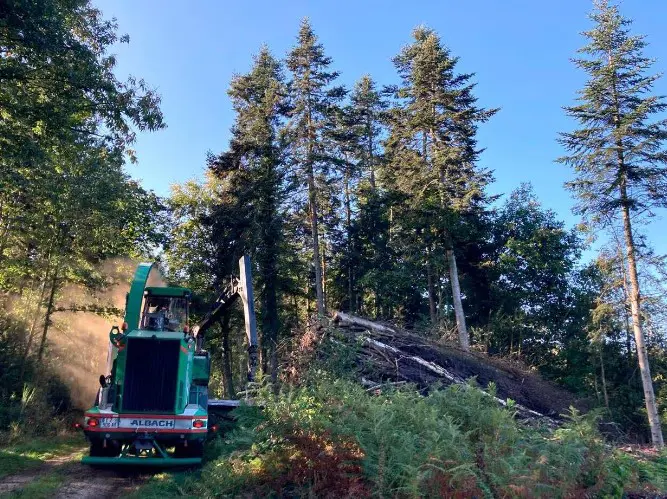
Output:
[[141, 296, 188, 332]]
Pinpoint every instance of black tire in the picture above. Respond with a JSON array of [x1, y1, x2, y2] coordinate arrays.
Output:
[[189, 440, 204, 458], [89, 440, 120, 457], [174, 441, 204, 458]]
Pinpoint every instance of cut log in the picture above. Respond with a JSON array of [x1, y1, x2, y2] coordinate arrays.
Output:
[[333, 311, 398, 335]]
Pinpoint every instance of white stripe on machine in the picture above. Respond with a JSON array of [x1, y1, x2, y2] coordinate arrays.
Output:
[[119, 418, 176, 428]]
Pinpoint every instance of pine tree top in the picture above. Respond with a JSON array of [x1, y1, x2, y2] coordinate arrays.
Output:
[[286, 17, 338, 84], [558, 0, 667, 226]]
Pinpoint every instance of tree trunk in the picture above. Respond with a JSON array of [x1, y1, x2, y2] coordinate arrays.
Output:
[[344, 159, 354, 311], [426, 255, 437, 325], [292, 294, 300, 331], [221, 312, 235, 399], [367, 115, 376, 190], [305, 280, 311, 317], [19, 280, 48, 383], [305, 90, 325, 317], [620, 187, 664, 449], [333, 311, 398, 335], [321, 232, 327, 309], [446, 248, 469, 351], [19, 240, 57, 379], [621, 264, 634, 364], [262, 263, 280, 385], [307, 169, 324, 316], [432, 120, 470, 350], [613, 242, 634, 364], [609, 53, 662, 447], [599, 343, 610, 412], [260, 344, 268, 375], [36, 269, 59, 362]]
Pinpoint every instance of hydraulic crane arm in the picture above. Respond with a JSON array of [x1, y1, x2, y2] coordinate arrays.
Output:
[[194, 255, 259, 381]]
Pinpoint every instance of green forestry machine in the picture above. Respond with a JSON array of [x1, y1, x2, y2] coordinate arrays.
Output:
[[80, 256, 258, 466]]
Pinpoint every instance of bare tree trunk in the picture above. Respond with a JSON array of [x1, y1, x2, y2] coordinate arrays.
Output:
[[19, 280, 48, 383], [599, 343, 610, 412], [446, 248, 469, 351], [432, 121, 470, 350], [344, 159, 354, 311], [263, 272, 280, 385], [292, 294, 300, 331], [221, 313, 235, 398], [620, 189, 664, 449], [321, 232, 328, 309], [613, 242, 634, 364], [305, 280, 311, 317], [305, 92, 325, 316], [608, 56, 663, 447], [36, 269, 59, 362], [426, 255, 437, 325], [260, 344, 268, 375], [307, 170, 324, 316], [367, 115, 376, 190]]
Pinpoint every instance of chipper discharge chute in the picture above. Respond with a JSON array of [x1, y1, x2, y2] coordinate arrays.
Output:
[[81, 256, 258, 466]]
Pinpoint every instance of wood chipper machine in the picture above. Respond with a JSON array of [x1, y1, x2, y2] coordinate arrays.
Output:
[[80, 256, 258, 466]]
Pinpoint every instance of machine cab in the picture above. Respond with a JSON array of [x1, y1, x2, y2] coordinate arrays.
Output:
[[140, 287, 191, 333]]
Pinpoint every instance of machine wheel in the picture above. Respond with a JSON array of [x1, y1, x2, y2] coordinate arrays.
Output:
[[89, 440, 120, 457], [174, 440, 204, 458], [189, 440, 204, 458]]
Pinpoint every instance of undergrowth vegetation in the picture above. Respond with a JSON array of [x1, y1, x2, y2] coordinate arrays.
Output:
[[136, 345, 667, 498], [0, 313, 76, 441]]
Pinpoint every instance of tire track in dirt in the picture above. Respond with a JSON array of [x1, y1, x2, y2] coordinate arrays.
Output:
[[0, 449, 85, 495], [0, 448, 151, 498], [53, 466, 150, 499]]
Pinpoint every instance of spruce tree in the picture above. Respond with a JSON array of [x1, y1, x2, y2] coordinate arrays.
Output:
[[209, 46, 287, 382], [350, 76, 387, 190], [286, 18, 345, 316], [385, 26, 496, 349], [558, 0, 666, 448]]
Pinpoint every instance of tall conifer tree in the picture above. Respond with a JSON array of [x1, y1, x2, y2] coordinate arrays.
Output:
[[558, 0, 666, 448], [350, 76, 387, 190], [286, 19, 345, 316], [210, 47, 287, 382], [385, 26, 496, 349]]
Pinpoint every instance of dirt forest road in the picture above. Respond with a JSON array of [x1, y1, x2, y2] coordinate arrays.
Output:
[[0, 448, 150, 498]]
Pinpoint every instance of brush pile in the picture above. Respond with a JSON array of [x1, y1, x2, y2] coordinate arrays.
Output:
[[331, 312, 579, 425]]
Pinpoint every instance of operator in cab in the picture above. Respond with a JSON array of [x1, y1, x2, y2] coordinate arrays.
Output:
[[140, 295, 188, 332]]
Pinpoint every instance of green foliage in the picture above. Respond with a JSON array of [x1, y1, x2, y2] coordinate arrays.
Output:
[[0, 313, 74, 435], [134, 373, 667, 498], [558, 0, 667, 227], [558, 0, 667, 446], [485, 184, 592, 364], [0, 0, 166, 436], [157, 15, 667, 443]]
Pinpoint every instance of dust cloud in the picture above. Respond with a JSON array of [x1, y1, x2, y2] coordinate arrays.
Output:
[[47, 259, 168, 408]]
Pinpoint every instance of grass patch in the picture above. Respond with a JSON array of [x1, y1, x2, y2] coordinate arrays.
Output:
[[1, 473, 66, 499], [124, 472, 191, 499], [0, 433, 86, 479]]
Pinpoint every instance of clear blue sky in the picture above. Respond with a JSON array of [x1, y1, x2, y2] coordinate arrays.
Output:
[[97, 0, 667, 258]]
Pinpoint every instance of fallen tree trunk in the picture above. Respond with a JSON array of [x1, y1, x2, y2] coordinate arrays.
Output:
[[333, 311, 399, 335]]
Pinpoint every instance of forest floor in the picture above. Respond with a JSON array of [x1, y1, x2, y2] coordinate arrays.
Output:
[[0, 435, 149, 498]]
